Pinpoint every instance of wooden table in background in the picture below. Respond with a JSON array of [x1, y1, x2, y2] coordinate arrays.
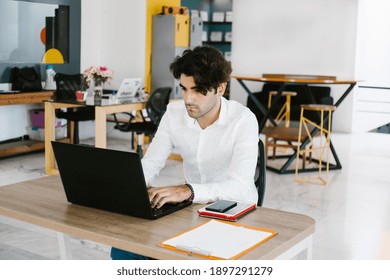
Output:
[[44, 99, 145, 175], [233, 74, 357, 174]]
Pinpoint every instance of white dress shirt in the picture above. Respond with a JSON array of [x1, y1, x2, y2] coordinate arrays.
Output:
[[141, 97, 259, 204]]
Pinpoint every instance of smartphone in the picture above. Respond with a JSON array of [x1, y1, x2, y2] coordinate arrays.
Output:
[[205, 200, 237, 213]]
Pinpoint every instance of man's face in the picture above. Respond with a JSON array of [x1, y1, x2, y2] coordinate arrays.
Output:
[[180, 74, 223, 121]]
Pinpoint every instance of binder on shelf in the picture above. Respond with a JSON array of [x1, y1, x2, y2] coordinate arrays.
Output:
[[202, 31, 207, 42], [212, 12, 225, 22], [224, 32, 232, 42], [159, 219, 277, 260], [190, 9, 199, 18], [210, 31, 223, 42], [224, 51, 232, 62], [200, 10, 209, 22], [225, 11, 233, 22]]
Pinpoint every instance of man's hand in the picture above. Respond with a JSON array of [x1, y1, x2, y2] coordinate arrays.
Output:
[[148, 185, 192, 208]]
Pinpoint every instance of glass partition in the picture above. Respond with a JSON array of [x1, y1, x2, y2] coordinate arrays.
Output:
[[0, 1, 64, 63], [0, 0, 80, 84]]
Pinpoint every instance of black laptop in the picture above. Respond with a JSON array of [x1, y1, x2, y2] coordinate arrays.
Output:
[[51, 141, 192, 219]]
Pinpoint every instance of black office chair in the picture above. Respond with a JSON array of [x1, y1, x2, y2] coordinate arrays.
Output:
[[255, 139, 266, 206], [54, 73, 95, 144], [114, 87, 172, 151]]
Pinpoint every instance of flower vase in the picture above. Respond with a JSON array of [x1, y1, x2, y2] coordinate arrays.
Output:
[[93, 82, 103, 105]]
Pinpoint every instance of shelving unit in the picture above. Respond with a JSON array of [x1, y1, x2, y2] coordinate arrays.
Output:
[[0, 91, 55, 158], [203, 21, 232, 50], [182, 0, 232, 54], [181, 0, 233, 98]]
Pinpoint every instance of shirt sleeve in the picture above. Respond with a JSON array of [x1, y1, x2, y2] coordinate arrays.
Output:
[[141, 111, 174, 186], [190, 110, 260, 205]]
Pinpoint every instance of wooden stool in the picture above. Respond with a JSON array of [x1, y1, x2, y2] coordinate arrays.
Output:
[[262, 126, 310, 168], [295, 104, 336, 185], [267, 91, 297, 127]]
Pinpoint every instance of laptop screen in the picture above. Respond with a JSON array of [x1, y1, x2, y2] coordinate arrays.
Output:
[[51, 142, 154, 218], [116, 78, 142, 99], [51, 142, 192, 220]]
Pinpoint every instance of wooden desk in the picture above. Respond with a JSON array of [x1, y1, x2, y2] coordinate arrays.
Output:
[[0, 175, 315, 260], [0, 91, 54, 158], [44, 99, 145, 175], [233, 74, 357, 174]]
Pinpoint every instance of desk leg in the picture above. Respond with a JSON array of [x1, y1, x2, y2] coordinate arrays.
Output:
[[236, 79, 281, 129], [44, 102, 58, 175], [95, 107, 107, 148], [57, 232, 72, 260], [275, 235, 313, 260], [296, 235, 313, 260]]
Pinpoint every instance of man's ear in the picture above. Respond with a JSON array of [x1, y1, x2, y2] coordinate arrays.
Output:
[[217, 82, 227, 96]]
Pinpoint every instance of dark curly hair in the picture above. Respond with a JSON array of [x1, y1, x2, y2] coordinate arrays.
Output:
[[170, 46, 232, 95]]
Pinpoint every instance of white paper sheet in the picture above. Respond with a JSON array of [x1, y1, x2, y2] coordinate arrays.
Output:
[[162, 220, 275, 259]]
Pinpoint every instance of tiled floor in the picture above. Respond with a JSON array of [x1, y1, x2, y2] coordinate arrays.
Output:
[[0, 132, 389, 260]]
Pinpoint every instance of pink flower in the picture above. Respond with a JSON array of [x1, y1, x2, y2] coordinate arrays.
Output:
[[83, 66, 113, 86]]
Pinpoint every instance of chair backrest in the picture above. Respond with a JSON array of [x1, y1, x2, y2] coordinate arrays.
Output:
[[255, 139, 266, 206], [55, 73, 86, 101], [146, 87, 172, 125], [247, 83, 333, 128]]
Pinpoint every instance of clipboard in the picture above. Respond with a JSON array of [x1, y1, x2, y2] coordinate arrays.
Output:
[[159, 219, 277, 260]]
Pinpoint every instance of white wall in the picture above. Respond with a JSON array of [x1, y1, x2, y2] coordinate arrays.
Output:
[[81, 0, 147, 90], [230, 0, 358, 132], [353, 0, 390, 132], [78, 0, 147, 140]]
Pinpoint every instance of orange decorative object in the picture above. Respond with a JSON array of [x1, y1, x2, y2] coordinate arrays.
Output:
[[41, 48, 64, 64], [40, 27, 46, 45]]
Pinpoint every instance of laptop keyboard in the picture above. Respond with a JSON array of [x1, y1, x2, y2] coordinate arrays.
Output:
[[152, 201, 191, 217]]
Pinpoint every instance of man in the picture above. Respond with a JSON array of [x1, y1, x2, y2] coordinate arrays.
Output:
[[111, 46, 259, 260]]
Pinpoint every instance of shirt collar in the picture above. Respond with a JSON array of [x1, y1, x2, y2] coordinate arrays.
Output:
[[217, 97, 228, 125]]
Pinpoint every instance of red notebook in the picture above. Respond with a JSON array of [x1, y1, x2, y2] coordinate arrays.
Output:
[[197, 201, 257, 221]]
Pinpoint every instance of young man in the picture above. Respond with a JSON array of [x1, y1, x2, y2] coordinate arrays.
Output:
[[111, 46, 259, 260]]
